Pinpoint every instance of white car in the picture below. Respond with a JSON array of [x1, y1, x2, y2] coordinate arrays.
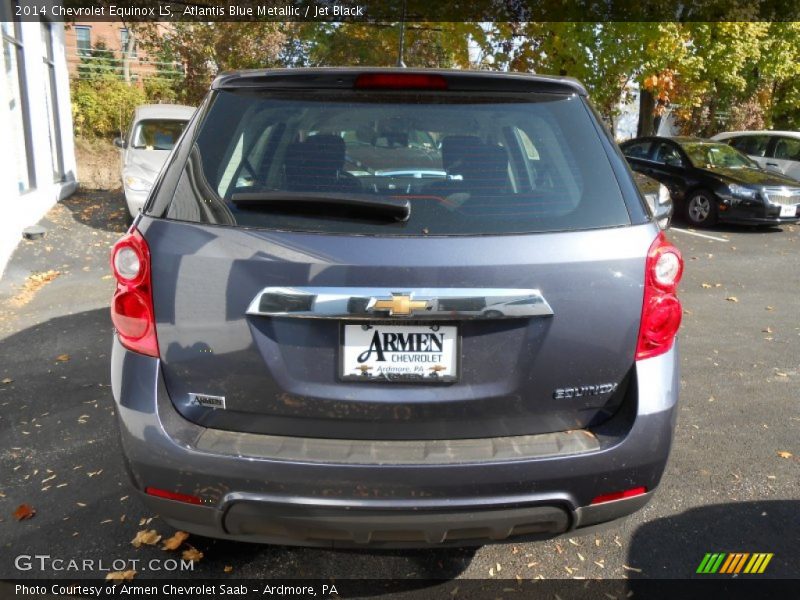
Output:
[[712, 130, 800, 183], [115, 104, 195, 217]]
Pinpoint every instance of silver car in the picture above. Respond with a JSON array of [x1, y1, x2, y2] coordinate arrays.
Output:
[[114, 104, 195, 217], [110, 69, 684, 547]]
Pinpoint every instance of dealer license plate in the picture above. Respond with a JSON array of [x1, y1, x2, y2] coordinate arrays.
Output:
[[341, 323, 458, 383]]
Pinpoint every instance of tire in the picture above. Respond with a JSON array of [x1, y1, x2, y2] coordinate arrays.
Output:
[[684, 190, 719, 228]]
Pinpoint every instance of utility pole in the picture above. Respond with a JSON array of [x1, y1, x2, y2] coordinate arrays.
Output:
[[397, 0, 407, 67]]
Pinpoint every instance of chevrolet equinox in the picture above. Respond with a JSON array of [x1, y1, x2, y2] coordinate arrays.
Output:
[[110, 69, 684, 547]]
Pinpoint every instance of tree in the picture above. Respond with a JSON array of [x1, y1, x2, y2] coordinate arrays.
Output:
[[136, 22, 290, 103], [296, 22, 479, 68]]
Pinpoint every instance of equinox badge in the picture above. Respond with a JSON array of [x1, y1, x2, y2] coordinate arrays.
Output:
[[553, 383, 618, 400]]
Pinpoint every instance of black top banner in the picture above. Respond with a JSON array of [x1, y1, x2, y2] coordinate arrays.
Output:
[[8, 0, 800, 22]]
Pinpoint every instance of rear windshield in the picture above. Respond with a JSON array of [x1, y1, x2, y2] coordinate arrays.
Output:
[[132, 119, 188, 151], [161, 89, 630, 235]]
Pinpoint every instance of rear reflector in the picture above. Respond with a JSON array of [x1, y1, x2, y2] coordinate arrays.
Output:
[[355, 73, 448, 90], [145, 487, 203, 505], [590, 486, 647, 505]]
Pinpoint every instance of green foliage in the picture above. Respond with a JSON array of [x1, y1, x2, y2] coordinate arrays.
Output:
[[136, 22, 288, 104], [71, 75, 146, 139], [72, 22, 800, 140], [76, 39, 122, 79]]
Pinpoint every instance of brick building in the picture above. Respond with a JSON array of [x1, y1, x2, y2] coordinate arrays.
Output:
[[64, 20, 161, 81]]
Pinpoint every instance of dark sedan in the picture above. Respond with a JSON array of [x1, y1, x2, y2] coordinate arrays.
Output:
[[621, 136, 800, 227]]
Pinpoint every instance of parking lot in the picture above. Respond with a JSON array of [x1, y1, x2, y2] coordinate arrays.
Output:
[[0, 190, 797, 584]]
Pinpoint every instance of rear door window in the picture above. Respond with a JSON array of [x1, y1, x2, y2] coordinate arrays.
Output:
[[161, 90, 631, 235], [772, 136, 800, 161], [729, 135, 770, 157], [622, 141, 652, 160]]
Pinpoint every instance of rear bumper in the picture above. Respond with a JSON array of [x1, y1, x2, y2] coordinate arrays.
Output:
[[111, 337, 679, 547]]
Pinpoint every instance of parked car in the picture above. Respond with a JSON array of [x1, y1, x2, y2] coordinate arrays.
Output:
[[633, 172, 673, 229], [712, 130, 800, 182], [110, 69, 684, 547], [114, 104, 195, 218], [620, 136, 800, 227]]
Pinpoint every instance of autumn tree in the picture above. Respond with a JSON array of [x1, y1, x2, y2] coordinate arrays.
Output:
[[136, 22, 291, 103]]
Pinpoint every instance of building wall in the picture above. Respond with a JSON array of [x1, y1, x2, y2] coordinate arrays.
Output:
[[64, 20, 159, 81], [0, 15, 77, 277]]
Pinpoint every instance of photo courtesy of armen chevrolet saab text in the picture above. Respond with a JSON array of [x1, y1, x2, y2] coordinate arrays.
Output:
[[109, 68, 684, 547]]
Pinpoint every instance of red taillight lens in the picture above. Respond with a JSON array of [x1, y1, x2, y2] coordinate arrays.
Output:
[[145, 487, 202, 505], [354, 73, 448, 90], [636, 232, 683, 360], [110, 228, 159, 357], [591, 486, 647, 505]]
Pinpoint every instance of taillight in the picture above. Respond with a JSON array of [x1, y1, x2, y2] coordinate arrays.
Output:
[[636, 232, 683, 360], [591, 486, 647, 505], [110, 228, 159, 357], [354, 73, 448, 90]]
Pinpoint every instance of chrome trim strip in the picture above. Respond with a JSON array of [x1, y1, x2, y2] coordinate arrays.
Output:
[[246, 287, 554, 320]]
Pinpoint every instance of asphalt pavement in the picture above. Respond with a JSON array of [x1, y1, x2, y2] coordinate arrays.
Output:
[[0, 192, 797, 587]]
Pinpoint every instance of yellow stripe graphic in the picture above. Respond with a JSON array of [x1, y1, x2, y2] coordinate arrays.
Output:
[[758, 554, 774, 574], [749, 554, 766, 573], [743, 554, 760, 574]]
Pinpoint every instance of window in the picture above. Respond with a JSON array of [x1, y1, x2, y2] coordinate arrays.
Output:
[[119, 28, 136, 57], [1, 7, 35, 193], [729, 135, 769, 157], [131, 119, 188, 150], [75, 26, 91, 56], [42, 21, 64, 181], [163, 90, 631, 235], [772, 137, 800, 161], [652, 142, 684, 167], [622, 141, 651, 160], [682, 143, 756, 169]]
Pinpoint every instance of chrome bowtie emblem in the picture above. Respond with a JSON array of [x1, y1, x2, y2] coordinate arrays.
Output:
[[368, 293, 429, 317]]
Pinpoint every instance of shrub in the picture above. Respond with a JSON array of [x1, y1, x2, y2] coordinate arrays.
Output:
[[71, 75, 147, 139]]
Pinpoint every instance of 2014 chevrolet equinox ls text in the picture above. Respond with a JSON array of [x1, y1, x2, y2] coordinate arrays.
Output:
[[109, 69, 683, 547]]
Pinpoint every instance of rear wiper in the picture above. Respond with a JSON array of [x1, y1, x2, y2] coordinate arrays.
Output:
[[230, 191, 410, 222]]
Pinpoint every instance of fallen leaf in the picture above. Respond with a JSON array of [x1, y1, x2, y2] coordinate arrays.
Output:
[[56, 354, 70, 362], [726, 297, 738, 303], [762, 327, 773, 333], [777, 451, 792, 459], [182, 547, 203, 562], [106, 570, 136, 582], [131, 529, 161, 548], [622, 564, 642, 573], [1, 378, 12, 384], [224, 565, 233, 573], [13, 504, 36, 521], [162, 531, 189, 551], [701, 283, 712, 289]]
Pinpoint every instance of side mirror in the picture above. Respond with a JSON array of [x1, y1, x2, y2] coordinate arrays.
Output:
[[644, 185, 673, 230], [114, 137, 127, 149], [653, 197, 672, 229]]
